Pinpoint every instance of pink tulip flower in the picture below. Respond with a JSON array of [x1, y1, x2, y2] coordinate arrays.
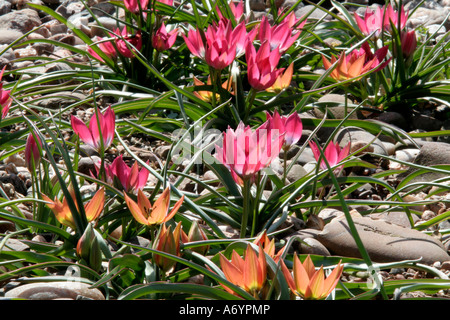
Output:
[[354, 4, 408, 37], [124, 0, 149, 14], [25, 133, 42, 172], [217, 0, 244, 22], [215, 120, 285, 185], [0, 66, 11, 119], [258, 16, 300, 54], [265, 110, 302, 150], [88, 37, 117, 62], [280, 10, 307, 31], [309, 141, 350, 171], [71, 106, 115, 151], [113, 28, 142, 58], [152, 23, 178, 52], [246, 40, 284, 91], [88, 28, 142, 61], [103, 155, 149, 193], [157, 0, 173, 5], [401, 30, 417, 59], [183, 19, 249, 70]]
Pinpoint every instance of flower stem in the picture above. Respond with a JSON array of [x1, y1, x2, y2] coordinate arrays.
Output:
[[240, 179, 252, 238], [283, 147, 288, 185], [243, 88, 257, 124]]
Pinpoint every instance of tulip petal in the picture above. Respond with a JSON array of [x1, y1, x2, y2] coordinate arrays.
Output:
[[124, 192, 150, 226], [84, 187, 105, 222], [164, 194, 185, 223], [71, 116, 95, 149], [148, 187, 171, 224]]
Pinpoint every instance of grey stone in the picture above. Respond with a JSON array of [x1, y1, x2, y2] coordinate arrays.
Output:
[[0, 9, 42, 34], [411, 113, 443, 132], [300, 237, 331, 256], [77, 156, 100, 175], [367, 211, 420, 229], [0, 29, 25, 45], [0, 0, 11, 15], [399, 142, 450, 187], [4, 281, 105, 300], [317, 216, 450, 264], [313, 93, 361, 120], [335, 127, 388, 156], [286, 164, 307, 183], [395, 148, 420, 163], [376, 112, 408, 131]]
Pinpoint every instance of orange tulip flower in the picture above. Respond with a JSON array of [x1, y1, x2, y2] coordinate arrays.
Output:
[[253, 230, 285, 263], [193, 76, 234, 103], [219, 244, 267, 295], [153, 222, 183, 273], [124, 187, 184, 226], [281, 254, 343, 300], [42, 186, 105, 231], [322, 44, 389, 82], [265, 62, 294, 93]]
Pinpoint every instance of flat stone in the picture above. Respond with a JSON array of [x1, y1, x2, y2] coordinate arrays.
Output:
[[335, 127, 388, 156], [317, 216, 450, 264], [0, 9, 42, 34], [299, 237, 331, 256], [367, 211, 420, 229], [4, 281, 105, 300], [398, 142, 450, 187]]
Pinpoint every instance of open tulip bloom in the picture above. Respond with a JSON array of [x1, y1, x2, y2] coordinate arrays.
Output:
[[322, 43, 390, 82], [88, 28, 142, 62], [265, 62, 294, 94], [215, 120, 285, 185], [219, 244, 267, 296], [183, 19, 249, 71], [309, 140, 351, 172], [71, 106, 115, 152], [124, 186, 185, 227], [152, 23, 178, 52], [42, 187, 105, 231], [258, 16, 300, 54], [102, 155, 149, 193], [281, 254, 344, 300], [354, 4, 408, 38]]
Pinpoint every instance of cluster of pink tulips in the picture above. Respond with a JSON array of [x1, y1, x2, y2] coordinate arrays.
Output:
[[183, 7, 304, 93]]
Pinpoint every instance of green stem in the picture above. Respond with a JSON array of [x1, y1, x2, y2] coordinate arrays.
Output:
[[250, 172, 261, 237], [283, 147, 288, 185], [240, 179, 252, 238], [244, 88, 257, 124]]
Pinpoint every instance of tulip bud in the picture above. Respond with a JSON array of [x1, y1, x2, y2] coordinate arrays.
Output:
[[153, 222, 182, 273], [76, 223, 102, 272], [401, 30, 417, 60], [25, 133, 42, 172], [181, 220, 209, 255]]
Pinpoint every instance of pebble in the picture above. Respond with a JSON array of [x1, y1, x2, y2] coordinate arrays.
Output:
[[317, 216, 450, 264], [335, 127, 389, 156], [4, 281, 105, 300], [398, 142, 450, 189], [299, 237, 331, 256]]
